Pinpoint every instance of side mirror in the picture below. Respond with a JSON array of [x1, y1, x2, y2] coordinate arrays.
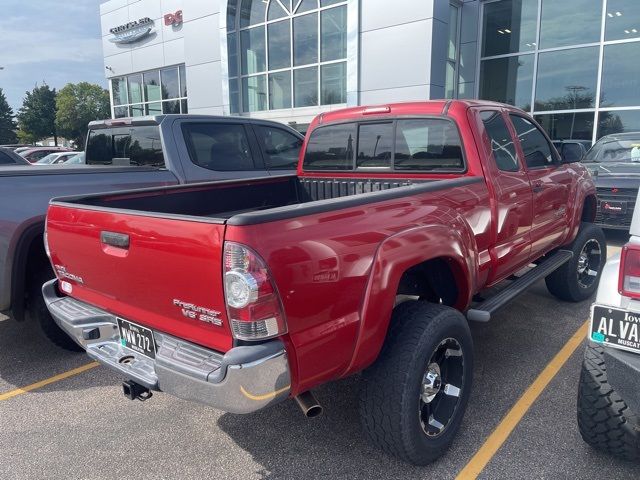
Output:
[[561, 144, 584, 163]]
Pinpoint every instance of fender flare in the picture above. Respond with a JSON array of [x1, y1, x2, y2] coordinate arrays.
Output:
[[343, 221, 477, 376]]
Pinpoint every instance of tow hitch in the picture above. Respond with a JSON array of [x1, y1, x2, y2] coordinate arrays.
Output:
[[122, 380, 153, 401]]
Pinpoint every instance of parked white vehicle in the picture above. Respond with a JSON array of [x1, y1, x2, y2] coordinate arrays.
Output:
[[578, 191, 640, 461], [34, 151, 79, 165], [62, 152, 85, 165]]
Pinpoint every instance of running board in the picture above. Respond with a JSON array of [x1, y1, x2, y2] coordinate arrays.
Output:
[[466, 250, 573, 322]]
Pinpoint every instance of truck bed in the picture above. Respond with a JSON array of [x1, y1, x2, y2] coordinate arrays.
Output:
[[52, 175, 481, 225]]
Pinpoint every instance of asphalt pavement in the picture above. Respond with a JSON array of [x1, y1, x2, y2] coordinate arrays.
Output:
[[0, 231, 637, 479]]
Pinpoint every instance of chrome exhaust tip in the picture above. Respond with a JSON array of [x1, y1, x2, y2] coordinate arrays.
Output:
[[295, 391, 323, 418]]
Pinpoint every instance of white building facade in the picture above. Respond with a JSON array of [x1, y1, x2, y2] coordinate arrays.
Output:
[[101, 0, 640, 142]]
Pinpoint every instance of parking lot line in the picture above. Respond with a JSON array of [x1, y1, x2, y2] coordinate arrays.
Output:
[[0, 362, 99, 401], [455, 319, 589, 480]]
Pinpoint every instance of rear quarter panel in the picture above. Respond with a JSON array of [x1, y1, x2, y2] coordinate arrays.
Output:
[[226, 179, 491, 395]]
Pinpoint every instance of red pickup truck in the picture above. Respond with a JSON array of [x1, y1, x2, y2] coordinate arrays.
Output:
[[43, 100, 605, 465]]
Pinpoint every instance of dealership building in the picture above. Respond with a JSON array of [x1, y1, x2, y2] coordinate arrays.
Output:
[[100, 0, 640, 141]]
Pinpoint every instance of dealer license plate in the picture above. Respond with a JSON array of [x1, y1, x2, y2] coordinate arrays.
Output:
[[590, 305, 640, 355], [117, 318, 156, 359], [600, 200, 627, 215]]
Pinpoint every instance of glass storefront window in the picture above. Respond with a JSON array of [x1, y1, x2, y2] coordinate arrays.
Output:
[[161, 67, 179, 100], [321, 62, 346, 105], [268, 21, 291, 70], [534, 47, 599, 111], [605, 0, 640, 41], [143, 71, 161, 103], [242, 75, 267, 112], [540, 0, 602, 49], [482, 0, 537, 57], [241, 26, 266, 75], [601, 42, 640, 107], [445, 4, 459, 99], [294, 67, 318, 107], [112, 78, 127, 106], [534, 112, 595, 140], [480, 55, 534, 110], [227, 0, 347, 113], [598, 109, 640, 139], [110, 65, 188, 119], [321, 6, 347, 62], [239, 0, 266, 28], [269, 71, 292, 109], [294, 14, 318, 66], [127, 74, 143, 104]]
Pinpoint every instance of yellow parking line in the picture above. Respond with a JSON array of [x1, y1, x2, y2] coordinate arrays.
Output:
[[455, 320, 589, 480], [0, 362, 99, 401]]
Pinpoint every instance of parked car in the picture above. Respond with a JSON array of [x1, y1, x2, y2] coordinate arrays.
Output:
[[582, 132, 640, 230], [19, 146, 72, 163], [42, 101, 604, 465], [62, 152, 85, 165], [0, 115, 303, 351], [578, 190, 640, 461], [0, 146, 30, 165], [552, 139, 591, 163], [34, 151, 80, 165]]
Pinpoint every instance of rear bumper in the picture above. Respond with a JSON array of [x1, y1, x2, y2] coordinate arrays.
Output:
[[603, 345, 640, 416], [42, 280, 291, 414]]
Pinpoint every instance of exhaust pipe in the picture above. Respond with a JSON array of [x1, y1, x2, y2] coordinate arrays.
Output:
[[295, 391, 323, 418]]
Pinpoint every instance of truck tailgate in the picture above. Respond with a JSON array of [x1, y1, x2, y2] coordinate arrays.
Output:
[[46, 204, 232, 352]]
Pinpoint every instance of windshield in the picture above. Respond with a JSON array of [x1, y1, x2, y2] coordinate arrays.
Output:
[[583, 138, 640, 163], [35, 153, 58, 164]]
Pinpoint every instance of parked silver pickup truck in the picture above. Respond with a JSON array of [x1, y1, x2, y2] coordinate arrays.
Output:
[[0, 114, 303, 349]]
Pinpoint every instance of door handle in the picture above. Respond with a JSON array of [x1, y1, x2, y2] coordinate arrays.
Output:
[[533, 181, 544, 193]]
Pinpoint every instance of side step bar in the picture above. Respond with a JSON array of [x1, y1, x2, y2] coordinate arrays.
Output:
[[467, 250, 573, 322]]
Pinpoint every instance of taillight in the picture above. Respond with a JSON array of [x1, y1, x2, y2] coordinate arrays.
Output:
[[223, 242, 287, 341], [619, 243, 640, 298]]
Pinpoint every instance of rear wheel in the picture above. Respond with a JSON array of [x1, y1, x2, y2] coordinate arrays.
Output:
[[27, 267, 82, 351], [577, 344, 640, 460], [359, 301, 473, 465], [545, 222, 606, 302]]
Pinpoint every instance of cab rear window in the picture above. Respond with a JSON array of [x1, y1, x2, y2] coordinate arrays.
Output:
[[86, 126, 165, 167], [303, 118, 464, 172]]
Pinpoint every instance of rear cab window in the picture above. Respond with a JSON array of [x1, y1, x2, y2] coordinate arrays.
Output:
[[303, 118, 465, 172], [86, 126, 165, 167]]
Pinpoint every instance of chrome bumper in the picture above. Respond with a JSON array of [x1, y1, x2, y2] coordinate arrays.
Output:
[[42, 280, 291, 414]]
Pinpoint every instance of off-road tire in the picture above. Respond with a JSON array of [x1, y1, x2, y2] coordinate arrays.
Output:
[[577, 344, 640, 461], [27, 268, 82, 351], [545, 222, 606, 302], [359, 301, 473, 465]]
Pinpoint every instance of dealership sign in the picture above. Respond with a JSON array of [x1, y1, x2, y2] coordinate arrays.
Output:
[[109, 17, 154, 44]]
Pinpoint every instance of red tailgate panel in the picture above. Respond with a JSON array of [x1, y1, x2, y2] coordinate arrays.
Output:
[[46, 205, 232, 352]]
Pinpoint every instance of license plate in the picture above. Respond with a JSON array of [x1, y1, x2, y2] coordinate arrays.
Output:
[[590, 305, 640, 355], [600, 200, 627, 215], [117, 318, 156, 359]]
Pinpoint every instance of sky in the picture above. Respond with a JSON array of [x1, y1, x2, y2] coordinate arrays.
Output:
[[0, 0, 106, 113]]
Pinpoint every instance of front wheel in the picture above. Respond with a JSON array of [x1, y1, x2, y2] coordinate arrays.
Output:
[[545, 222, 606, 302], [359, 301, 473, 465]]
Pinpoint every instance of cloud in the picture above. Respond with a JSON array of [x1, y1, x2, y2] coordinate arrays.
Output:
[[0, 0, 106, 112]]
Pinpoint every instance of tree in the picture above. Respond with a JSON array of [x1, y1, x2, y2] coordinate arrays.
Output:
[[16, 84, 58, 144], [56, 82, 110, 148], [0, 88, 17, 144]]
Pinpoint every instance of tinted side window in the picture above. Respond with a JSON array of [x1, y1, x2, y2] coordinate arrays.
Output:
[[183, 123, 256, 171], [509, 114, 557, 169], [480, 111, 519, 172], [394, 119, 464, 171], [86, 126, 164, 167], [256, 126, 302, 170], [0, 151, 15, 164], [357, 122, 393, 168], [303, 123, 356, 170]]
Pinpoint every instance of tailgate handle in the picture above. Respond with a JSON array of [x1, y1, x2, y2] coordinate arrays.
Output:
[[100, 231, 130, 249]]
